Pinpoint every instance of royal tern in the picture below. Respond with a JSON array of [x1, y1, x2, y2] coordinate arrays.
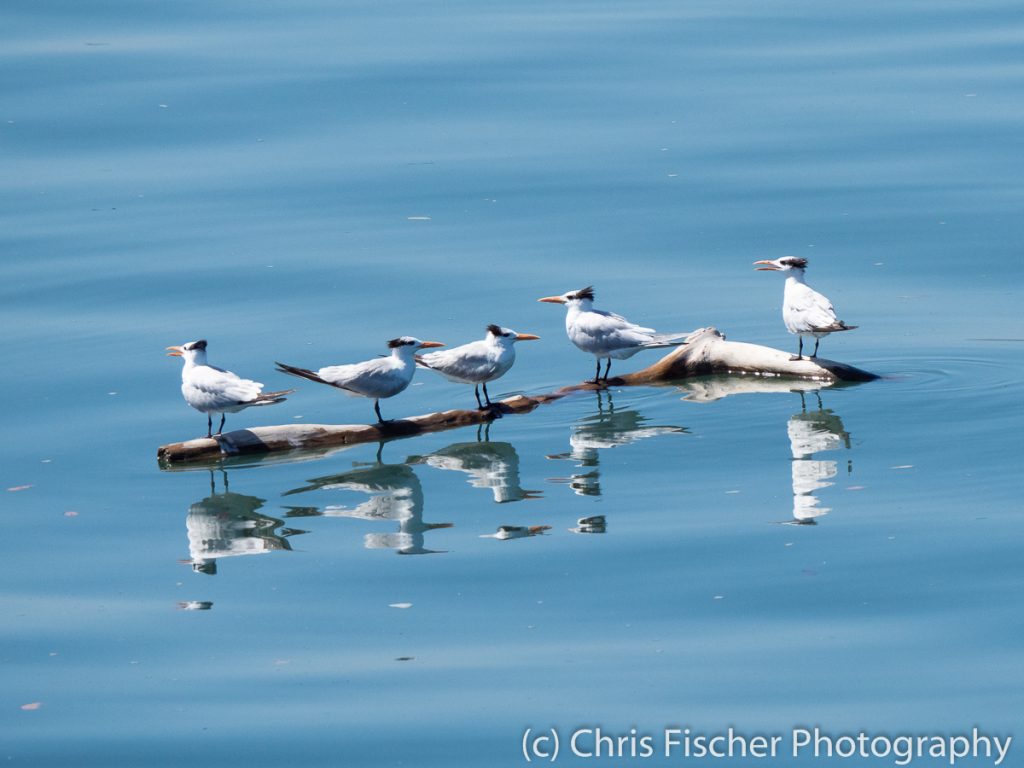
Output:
[[167, 339, 292, 438], [416, 324, 539, 409], [753, 257, 857, 360], [538, 286, 688, 382], [275, 336, 444, 423]]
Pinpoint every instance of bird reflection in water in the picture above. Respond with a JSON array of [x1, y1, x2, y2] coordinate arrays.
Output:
[[671, 377, 854, 525], [409, 422, 541, 504], [784, 390, 852, 525], [547, 390, 685, 497], [569, 515, 606, 534], [185, 470, 303, 575], [283, 452, 452, 555], [480, 524, 552, 540]]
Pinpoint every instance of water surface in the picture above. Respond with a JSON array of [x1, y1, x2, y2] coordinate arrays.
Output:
[[2, 1, 1022, 765]]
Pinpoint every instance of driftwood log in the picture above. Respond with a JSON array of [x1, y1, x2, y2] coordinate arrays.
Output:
[[158, 327, 877, 466]]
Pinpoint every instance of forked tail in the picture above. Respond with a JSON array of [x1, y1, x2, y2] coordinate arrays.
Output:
[[275, 362, 356, 393], [254, 388, 294, 406], [275, 362, 330, 385], [643, 331, 690, 349]]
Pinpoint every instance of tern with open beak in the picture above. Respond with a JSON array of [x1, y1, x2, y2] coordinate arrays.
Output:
[[275, 336, 444, 423], [167, 339, 293, 438], [416, 324, 540, 409], [538, 286, 688, 383], [753, 257, 857, 360]]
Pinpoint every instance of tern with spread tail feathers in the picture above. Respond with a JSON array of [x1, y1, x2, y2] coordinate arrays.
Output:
[[416, 324, 539, 409], [538, 286, 688, 382], [167, 339, 293, 438], [753, 257, 857, 360], [275, 336, 444, 423]]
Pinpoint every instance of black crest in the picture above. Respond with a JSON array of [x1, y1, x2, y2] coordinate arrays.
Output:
[[486, 324, 505, 336], [780, 257, 808, 269], [573, 286, 595, 301], [188, 339, 208, 351], [387, 337, 410, 349]]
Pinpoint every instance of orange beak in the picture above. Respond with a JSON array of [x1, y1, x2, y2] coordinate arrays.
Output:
[[537, 296, 566, 304], [753, 260, 780, 271], [515, 333, 540, 341], [419, 341, 445, 349], [166, 345, 184, 357]]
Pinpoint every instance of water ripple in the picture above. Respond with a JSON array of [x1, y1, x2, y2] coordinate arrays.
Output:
[[864, 353, 1024, 396]]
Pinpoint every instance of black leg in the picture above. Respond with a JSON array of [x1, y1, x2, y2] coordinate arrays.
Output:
[[207, 414, 213, 438], [374, 399, 384, 423], [217, 413, 226, 435], [482, 381, 492, 406], [790, 337, 803, 362], [474, 384, 483, 409], [602, 358, 612, 381], [812, 338, 820, 358]]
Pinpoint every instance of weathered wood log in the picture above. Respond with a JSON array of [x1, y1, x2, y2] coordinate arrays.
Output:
[[157, 393, 567, 465], [157, 327, 876, 465], [620, 327, 877, 384]]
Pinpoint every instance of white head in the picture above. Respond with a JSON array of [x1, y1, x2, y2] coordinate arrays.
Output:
[[166, 339, 208, 365], [387, 336, 445, 356], [537, 285, 595, 309], [753, 256, 808, 273], [486, 324, 541, 344]]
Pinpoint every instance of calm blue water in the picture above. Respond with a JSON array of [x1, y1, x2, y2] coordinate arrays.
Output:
[[3, 1, 1022, 765]]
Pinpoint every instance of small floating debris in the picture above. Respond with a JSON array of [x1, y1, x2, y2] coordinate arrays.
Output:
[[176, 601, 213, 611], [569, 515, 606, 534], [406, 216, 432, 221], [481, 525, 551, 540], [20, 702, 42, 711], [395, 656, 415, 662], [389, 602, 413, 609], [891, 465, 914, 470], [7, 485, 32, 492], [63, 511, 79, 518]]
